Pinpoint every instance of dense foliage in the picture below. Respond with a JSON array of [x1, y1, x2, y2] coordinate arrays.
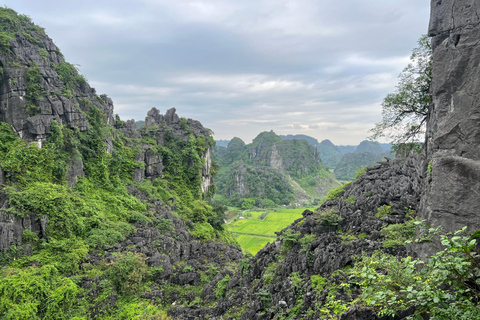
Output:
[[0, 98, 229, 319], [350, 223, 480, 319]]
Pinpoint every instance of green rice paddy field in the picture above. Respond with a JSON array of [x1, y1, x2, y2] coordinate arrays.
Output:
[[228, 207, 315, 255]]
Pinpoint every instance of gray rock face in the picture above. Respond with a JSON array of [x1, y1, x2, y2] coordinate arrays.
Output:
[[66, 158, 85, 188], [136, 107, 215, 191], [0, 21, 113, 144], [0, 190, 48, 250], [420, 0, 480, 234]]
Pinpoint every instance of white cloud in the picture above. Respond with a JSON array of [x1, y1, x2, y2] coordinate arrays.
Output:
[[2, 0, 430, 144], [88, 12, 126, 25]]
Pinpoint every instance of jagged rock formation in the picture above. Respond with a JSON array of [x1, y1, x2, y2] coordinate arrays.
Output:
[[421, 0, 480, 233], [77, 186, 243, 318], [170, 155, 423, 319], [0, 9, 219, 262], [0, 14, 113, 144], [123, 107, 215, 192]]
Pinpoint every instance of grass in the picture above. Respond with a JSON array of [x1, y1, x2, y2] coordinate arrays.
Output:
[[234, 235, 273, 256], [228, 207, 314, 255]]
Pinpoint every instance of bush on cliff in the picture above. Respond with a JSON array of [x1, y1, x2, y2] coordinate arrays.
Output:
[[350, 224, 480, 319]]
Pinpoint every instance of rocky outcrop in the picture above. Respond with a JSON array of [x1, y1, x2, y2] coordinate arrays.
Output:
[[0, 21, 114, 144], [128, 107, 215, 190], [170, 155, 423, 319], [0, 200, 49, 250], [420, 0, 480, 234], [66, 158, 85, 188]]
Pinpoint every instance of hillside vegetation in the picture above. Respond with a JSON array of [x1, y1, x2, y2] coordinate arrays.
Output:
[[0, 8, 240, 319], [213, 131, 340, 207]]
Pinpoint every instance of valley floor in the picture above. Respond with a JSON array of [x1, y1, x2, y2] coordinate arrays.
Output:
[[227, 207, 315, 255]]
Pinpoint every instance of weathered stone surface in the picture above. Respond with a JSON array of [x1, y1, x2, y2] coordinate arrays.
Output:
[[134, 107, 214, 191], [0, 207, 47, 250], [420, 0, 480, 237], [0, 22, 113, 143], [66, 158, 85, 188]]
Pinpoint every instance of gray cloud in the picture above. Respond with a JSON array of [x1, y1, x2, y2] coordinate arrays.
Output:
[[4, 0, 430, 144]]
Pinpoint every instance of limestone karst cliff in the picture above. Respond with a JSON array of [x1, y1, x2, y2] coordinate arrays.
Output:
[[420, 0, 480, 234], [0, 11, 239, 320], [1, 2, 480, 319]]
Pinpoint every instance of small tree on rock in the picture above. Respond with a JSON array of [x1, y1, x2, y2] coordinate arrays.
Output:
[[370, 35, 432, 145]]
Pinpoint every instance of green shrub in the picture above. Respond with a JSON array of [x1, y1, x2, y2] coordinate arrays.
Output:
[[315, 208, 343, 227], [54, 62, 87, 94], [182, 265, 194, 273], [280, 229, 301, 252], [255, 288, 272, 308], [0, 265, 81, 319], [344, 195, 355, 204], [0, 245, 24, 267], [106, 252, 149, 296], [263, 262, 278, 285], [351, 225, 480, 319], [375, 205, 393, 219], [0, 32, 11, 53], [311, 275, 327, 292], [325, 182, 351, 200], [355, 166, 367, 179], [338, 230, 357, 244], [427, 160, 433, 177], [259, 212, 269, 220], [190, 221, 215, 241], [38, 48, 49, 61], [238, 259, 250, 275], [241, 198, 255, 209], [25, 62, 45, 115], [156, 218, 173, 232], [85, 221, 135, 248], [15, 238, 89, 274], [299, 234, 316, 249], [380, 219, 416, 248], [358, 232, 368, 240], [215, 274, 230, 299], [21, 229, 38, 243]]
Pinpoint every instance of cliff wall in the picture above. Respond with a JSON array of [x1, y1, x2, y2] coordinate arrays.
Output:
[[421, 0, 480, 232]]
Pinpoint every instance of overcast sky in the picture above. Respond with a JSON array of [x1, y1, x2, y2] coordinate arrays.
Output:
[[4, 0, 430, 145]]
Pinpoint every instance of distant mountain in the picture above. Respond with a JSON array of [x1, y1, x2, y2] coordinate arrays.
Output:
[[280, 134, 321, 147], [335, 141, 393, 180], [380, 142, 393, 152], [135, 120, 144, 128], [334, 152, 385, 180], [214, 131, 340, 207], [354, 140, 384, 154], [279, 134, 393, 181], [318, 139, 342, 169], [336, 145, 357, 155], [215, 139, 230, 148]]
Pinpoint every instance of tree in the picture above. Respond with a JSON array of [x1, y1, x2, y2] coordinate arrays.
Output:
[[370, 35, 432, 145]]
